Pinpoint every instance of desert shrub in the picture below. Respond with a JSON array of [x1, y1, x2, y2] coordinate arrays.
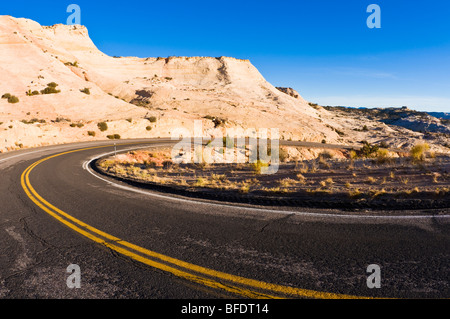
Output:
[[147, 116, 157, 123], [80, 88, 90, 95], [54, 117, 71, 123], [251, 160, 269, 175], [162, 160, 173, 169], [360, 141, 379, 158], [379, 141, 389, 149], [107, 134, 121, 140], [319, 178, 334, 188], [375, 148, 391, 164], [317, 152, 332, 168], [64, 61, 78, 67], [146, 126, 152, 131], [7, 96, 19, 103], [213, 117, 226, 128], [26, 90, 40, 96], [97, 122, 108, 132], [362, 125, 369, 131], [41, 87, 60, 94], [410, 143, 430, 162], [41, 83, 61, 94], [308, 102, 321, 110], [278, 147, 289, 162], [318, 151, 333, 160], [87, 131, 96, 137], [21, 118, 45, 124], [2, 93, 11, 99], [40, 82, 61, 94]]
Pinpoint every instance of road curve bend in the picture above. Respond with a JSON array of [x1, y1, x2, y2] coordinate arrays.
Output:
[[0, 139, 449, 299]]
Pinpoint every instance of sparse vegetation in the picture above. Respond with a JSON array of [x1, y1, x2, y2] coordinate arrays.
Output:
[[41, 82, 61, 94], [251, 160, 269, 175], [97, 122, 108, 132], [95, 143, 450, 209], [7, 95, 19, 104], [107, 134, 121, 140], [80, 88, 91, 95], [21, 118, 46, 124], [375, 148, 391, 164], [2, 93, 19, 103], [64, 61, 79, 67], [70, 122, 84, 128], [410, 143, 430, 162], [26, 90, 40, 96], [359, 141, 379, 158], [204, 115, 227, 128]]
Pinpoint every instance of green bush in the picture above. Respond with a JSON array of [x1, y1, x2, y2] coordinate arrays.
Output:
[[88, 131, 96, 137], [146, 126, 152, 131], [21, 118, 45, 124], [360, 141, 379, 158], [41, 87, 61, 95], [40, 82, 61, 95], [97, 122, 108, 132], [2, 93, 11, 99], [147, 116, 157, 123], [107, 134, 121, 140], [8, 96, 19, 104]]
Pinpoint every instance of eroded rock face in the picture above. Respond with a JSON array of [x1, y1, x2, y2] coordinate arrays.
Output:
[[1, 15, 340, 152]]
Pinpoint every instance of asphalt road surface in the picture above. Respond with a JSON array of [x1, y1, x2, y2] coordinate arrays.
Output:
[[0, 139, 449, 300]]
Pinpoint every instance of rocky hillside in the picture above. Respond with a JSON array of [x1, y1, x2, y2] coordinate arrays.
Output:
[[0, 15, 342, 153], [0, 15, 448, 156]]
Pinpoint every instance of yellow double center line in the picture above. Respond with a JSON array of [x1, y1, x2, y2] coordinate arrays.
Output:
[[20, 144, 369, 299]]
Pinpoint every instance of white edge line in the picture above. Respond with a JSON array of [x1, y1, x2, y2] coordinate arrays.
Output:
[[83, 150, 450, 220]]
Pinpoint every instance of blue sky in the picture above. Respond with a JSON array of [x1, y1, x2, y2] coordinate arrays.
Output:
[[2, 0, 450, 112]]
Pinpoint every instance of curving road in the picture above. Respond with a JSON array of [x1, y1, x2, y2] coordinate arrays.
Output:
[[0, 139, 449, 300]]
